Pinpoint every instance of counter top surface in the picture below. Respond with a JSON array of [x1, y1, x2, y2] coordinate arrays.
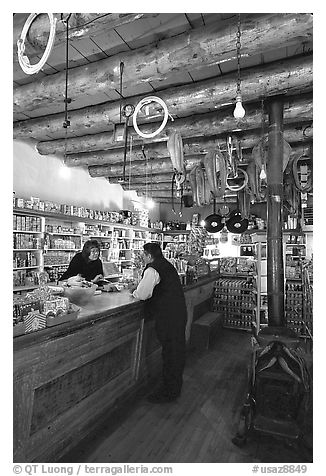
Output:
[[14, 273, 218, 349]]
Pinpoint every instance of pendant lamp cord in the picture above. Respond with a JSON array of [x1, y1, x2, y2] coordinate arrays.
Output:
[[128, 135, 133, 191], [236, 13, 242, 98], [119, 61, 124, 123], [61, 13, 72, 160], [142, 145, 148, 202]]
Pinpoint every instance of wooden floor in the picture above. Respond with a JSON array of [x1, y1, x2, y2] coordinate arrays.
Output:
[[61, 328, 312, 463]]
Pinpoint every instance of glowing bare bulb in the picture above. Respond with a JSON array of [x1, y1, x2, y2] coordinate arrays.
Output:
[[260, 167, 267, 180], [59, 163, 71, 179], [233, 95, 246, 119], [146, 198, 155, 209]]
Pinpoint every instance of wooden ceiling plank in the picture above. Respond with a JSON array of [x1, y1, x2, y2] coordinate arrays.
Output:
[[13, 13, 313, 115], [13, 14, 163, 59]]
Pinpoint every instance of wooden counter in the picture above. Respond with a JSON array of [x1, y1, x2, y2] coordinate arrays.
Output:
[[13, 273, 218, 462]]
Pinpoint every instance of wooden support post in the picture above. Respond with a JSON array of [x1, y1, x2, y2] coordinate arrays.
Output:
[[267, 97, 285, 327]]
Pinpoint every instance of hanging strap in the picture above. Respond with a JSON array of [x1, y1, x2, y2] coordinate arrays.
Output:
[[171, 171, 177, 215]]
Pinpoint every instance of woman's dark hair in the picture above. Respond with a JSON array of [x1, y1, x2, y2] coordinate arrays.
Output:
[[82, 240, 100, 260], [143, 242, 163, 260]]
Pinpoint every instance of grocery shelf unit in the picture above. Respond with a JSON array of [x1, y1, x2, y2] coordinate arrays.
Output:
[[44, 215, 83, 283], [162, 230, 190, 259], [13, 208, 163, 287], [13, 210, 44, 292], [283, 231, 313, 339], [253, 241, 268, 331], [213, 274, 255, 331]]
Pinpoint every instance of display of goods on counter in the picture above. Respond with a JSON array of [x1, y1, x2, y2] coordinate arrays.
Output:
[[236, 257, 256, 274], [13, 283, 80, 336], [45, 265, 68, 283], [13, 269, 39, 288], [189, 226, 208, 256], [219, 257, 237, 274]]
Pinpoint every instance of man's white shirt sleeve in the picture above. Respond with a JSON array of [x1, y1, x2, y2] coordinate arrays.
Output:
[[132, 267, 160, 300]]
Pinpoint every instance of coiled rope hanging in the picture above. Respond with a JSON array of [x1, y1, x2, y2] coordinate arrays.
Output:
[[133, 96, 173, 139], [17, 13, 57, 75]]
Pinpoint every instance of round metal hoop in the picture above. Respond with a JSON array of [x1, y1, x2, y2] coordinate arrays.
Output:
[[226, 168, 248, 192], [132, 96, 169, 138], [17, 13, 57, 75]]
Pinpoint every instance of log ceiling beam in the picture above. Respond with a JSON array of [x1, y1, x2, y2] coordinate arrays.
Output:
[[88, 141, 312, 180], [65, 124, 312, 174], [117, 144, 312, 192], [108, 174, 174, 185], [13, 13, 159, 60], [14, 54, 312, 141], [147, 194, 238, 203], [35, 93, 312, 156], [13, 13, 312, 115]]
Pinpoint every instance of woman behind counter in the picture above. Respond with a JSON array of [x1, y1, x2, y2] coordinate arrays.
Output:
[[59, 240, 104, 284]]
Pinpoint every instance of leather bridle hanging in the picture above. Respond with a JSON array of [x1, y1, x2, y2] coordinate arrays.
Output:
[[292, 151, 313, 193]]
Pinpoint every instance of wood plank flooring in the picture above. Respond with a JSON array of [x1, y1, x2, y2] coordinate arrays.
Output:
[[60, 329, 312, 463]]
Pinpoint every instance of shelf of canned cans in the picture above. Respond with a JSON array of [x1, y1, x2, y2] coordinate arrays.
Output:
[[285, 281, 313, 338], [212, 276, 256, 331]]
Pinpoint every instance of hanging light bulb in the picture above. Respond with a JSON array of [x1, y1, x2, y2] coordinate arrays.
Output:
[[260, 166, 267, 180], [59, 161, 71, 179], [233, 14, 246, 120], [146, 198, 155, 209], [233, 94, 246, 119]]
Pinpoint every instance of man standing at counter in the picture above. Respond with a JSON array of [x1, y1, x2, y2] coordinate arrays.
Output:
[[130, 242, 187, 403]]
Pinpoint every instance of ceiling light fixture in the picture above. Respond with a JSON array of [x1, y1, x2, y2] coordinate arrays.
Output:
[[233, 14, 246, 120]]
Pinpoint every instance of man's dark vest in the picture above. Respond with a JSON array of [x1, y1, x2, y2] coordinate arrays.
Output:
[[143, 257, 187, 327]]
